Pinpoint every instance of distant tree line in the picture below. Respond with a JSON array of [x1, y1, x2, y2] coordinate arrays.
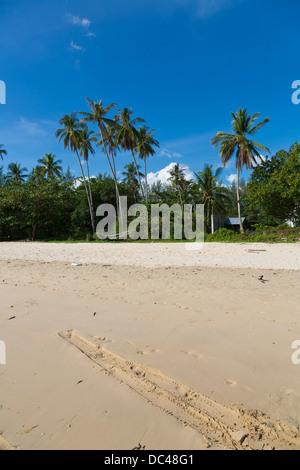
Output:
[[0, 103, 299, 241]]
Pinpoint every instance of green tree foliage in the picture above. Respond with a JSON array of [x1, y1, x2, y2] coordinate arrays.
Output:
[[37, 153, 63, 179], [6, 163, 28, 182], [56, 112, 96, 233], [0, 178, 75, 240], [167, 164, 187, 207], [194, 165, 230, 233], [1, 100, 299, 242], [70, 174, 128, 239], [247, 143, 300, 225], [0, 166, 5, 187], [122, 162, 144, 202]]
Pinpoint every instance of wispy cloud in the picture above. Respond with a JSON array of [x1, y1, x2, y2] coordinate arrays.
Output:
[[137, 0, 243, 19], [19, 117, 48, 137], [159, 149, 183, 159], [71, 40, 85, 51], [193, 0, 239, 18], [67, 14, 91, 28], [67, 14, 96, 38], [86, 31, 96, 38], [1, 117, 57, 144]]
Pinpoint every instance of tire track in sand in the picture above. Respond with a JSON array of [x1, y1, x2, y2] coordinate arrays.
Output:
[[0, 436, 15, 451], [58, 330, 300, 450]]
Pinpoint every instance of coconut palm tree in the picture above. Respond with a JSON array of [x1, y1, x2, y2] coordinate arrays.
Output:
[[97, 123, 122, 215], [55, 112, 95, 234], [168, 164, 186, 207], [122, 162, 144, 201], [37, 153, 63, 179], [136, 126, 160, 202], [6, 163, 28, 182], [195, 165, 230, 233], [28, 165, 46, 184], [0, 145, 7, 161], [78, 126, 97, 232], [80, 99, 123, 221], [114, 108, 146, 200], [211, 108, 270, 234]]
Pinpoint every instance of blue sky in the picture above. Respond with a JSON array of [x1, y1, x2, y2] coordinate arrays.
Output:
[[1, 0, 300, 185]]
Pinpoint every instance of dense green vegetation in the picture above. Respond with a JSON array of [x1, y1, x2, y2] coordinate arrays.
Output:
[[0, 102, 299, 242]]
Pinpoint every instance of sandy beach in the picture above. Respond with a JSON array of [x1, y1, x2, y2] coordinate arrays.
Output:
[[0, 242, 300, 450]]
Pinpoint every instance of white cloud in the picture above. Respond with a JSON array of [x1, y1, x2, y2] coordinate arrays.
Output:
[[226, 174, 237, 184], [67, 14, 95, 38], [86, 31, 96, 38], [147, 162, 194, 186], [225, 155, 269, 183], [252, 154, 268, 167], [74, 175, 97, 189], [71, 41, 85, 51], [81, 18, 91, 28], [159, 149, 183, 159], [68, 15, 91, 28]]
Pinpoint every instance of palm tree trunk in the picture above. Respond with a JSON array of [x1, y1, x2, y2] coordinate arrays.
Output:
[[206, 201, 211, 234], [236, 167, 244, 235], [86, 159, 96, 234], [31, 223, 38, 242], [75, 150, 95, 234], [144, 157, 148, 202], [98, 127, 123, 228], [111, 153, 121, 212], [177, 182, 183, 208], [131, 150, 145, 200]]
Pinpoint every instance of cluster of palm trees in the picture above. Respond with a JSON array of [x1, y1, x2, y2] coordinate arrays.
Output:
[[55, 99, 160, 233], [0, 153, 63, 183], [1, 105, 270, 236], [162, 163, 231, 233]]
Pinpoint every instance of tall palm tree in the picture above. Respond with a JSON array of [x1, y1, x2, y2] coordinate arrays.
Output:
[[38, 153, 62, 179], [195, 165, 230, 233], [211, 108, 270, 234], [6, 163, 28, 182], [168, 163, 186, 207], [28, 165, 46, 184], [97, 123, 122, 215], [136, 126, 160, 202], [114, 108, 146, 200], [79, 99, 123, 220], [55, 112, 95, 234], [78, 126, 97, 232], [122, 162, 144, 201], [0, 145, 7, 161]]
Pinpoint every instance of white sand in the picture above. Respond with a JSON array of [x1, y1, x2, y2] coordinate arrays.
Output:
[[0, 242, 300, 450], [0, 241, 299, 269]]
